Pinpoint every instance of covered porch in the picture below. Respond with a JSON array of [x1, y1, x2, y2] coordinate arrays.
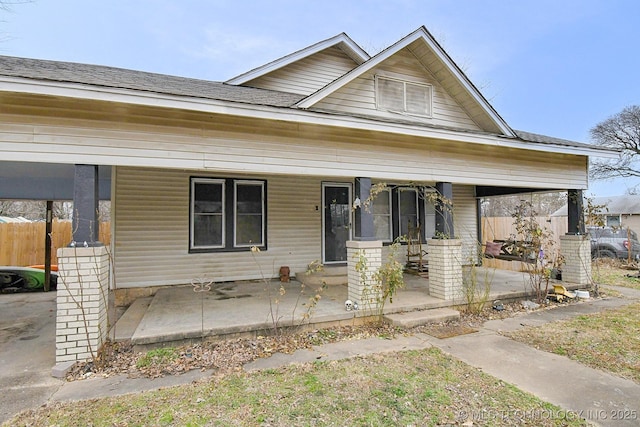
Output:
[[112, 267, 580, 349]]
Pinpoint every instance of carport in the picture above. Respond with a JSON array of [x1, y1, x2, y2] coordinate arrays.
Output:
[[0, 161, 112, 371]]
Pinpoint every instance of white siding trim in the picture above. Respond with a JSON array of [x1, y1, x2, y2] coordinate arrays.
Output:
[[0, 77, 615, 159], [226, 33, 369, 85], [453, 184, 479, 264]]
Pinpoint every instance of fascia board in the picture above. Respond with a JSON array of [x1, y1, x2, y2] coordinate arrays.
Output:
[[225, 33, 370, 85], [297, 27, 516, 138], [0, 76, 617, 160]]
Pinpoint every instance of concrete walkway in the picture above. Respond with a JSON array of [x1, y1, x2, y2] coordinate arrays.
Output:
[[430, 290, 640, 427], [39, 287, 640, 427]]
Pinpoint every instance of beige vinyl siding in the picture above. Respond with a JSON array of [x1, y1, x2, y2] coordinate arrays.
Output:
[[114, 167, 328, 288], [0, 111, 588, 190], [313, 49, 483, 132], [406, 39, 503, 134], [244, 46, 359, 95], [452, 184, 479, 264]]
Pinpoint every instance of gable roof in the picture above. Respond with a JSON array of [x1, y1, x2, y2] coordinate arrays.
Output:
[[226, 32, 370, 86], [295, 26, 515, 137]]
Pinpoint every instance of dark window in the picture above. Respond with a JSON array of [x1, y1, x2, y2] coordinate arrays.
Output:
[[398, 188, 419, 236], [190, 178, 266, 252], [367, 186, 436, 242], [234, 181, 264, 247]]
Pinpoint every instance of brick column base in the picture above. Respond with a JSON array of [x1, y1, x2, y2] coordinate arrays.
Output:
[[347, 240, 383, 313], [55, 246, 110, 365], [428, 238, 463, 300], [560, 234, 591, 286]]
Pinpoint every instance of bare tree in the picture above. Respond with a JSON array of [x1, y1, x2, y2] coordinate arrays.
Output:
[[481, 191, 567, 217], [0, 200, 111, 221], [0, 1, 32, 42], [590, 105, 640, 179]]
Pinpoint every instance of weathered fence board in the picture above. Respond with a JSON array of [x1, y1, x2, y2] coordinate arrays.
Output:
[[1, 217, 568, 271], [0, 220, 111, 267]]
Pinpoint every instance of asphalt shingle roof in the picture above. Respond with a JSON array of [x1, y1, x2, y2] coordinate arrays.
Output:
[[0, 55, 304, 107]]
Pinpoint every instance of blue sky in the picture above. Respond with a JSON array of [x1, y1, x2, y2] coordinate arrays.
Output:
[[1, 0, 638, 196]]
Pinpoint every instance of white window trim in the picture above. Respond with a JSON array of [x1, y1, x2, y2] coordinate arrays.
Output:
[[373, 188, 393, 242], [190, 178, 225, 250], [423, 188, 437, 240], [375, 75, 433, 118], [233, 180, 265, 248]]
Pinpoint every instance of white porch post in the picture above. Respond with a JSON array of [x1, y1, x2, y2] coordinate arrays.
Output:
[[347, 240, 383, 312], [560, 234, 591, 286], [55, 246, 110, 368], [428, 238, 463, 300]]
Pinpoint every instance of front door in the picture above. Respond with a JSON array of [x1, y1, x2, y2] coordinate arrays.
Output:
[[322, 183, 352, 264]]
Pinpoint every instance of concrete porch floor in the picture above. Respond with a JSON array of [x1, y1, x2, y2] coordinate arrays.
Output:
[[112, 268, 581, 349]]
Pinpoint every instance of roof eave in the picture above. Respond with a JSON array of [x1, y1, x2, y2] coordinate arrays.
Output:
[[0, 76, 614, 159]]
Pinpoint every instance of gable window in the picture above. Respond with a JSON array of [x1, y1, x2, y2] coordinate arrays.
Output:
[[190, 177, 266, 252], [376, 76, 432, 117]]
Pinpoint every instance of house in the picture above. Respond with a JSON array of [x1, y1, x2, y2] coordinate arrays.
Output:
[[0, 27, 615, 364], [552, 195, 640, 233]]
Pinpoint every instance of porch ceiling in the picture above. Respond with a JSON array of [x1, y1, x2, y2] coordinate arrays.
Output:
[[0, 162, 111, 200], [475, 186, 559, 198]]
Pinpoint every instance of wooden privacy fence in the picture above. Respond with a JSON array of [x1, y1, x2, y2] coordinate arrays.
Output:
[[0, 220, 111, 267], [1, 217, 568, 270], [481, 216, 568, 271]]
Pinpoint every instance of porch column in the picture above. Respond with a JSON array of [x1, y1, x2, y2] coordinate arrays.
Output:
[[54, 246, 110, 374], [354, 177, 375, 240], [347, 240, 383, 313], [428, 238, 463, 300], [560, 235, 591, 286], [567, 189, 585, 235], [72, 164, 100, 245], [435, 182, 454, 238], [561, 189, 590, 286]]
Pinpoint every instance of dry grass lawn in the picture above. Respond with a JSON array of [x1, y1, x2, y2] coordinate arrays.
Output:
[[6, 348, 587, 427], [507, 261, 640, 383], [591, 259, 640, 291]]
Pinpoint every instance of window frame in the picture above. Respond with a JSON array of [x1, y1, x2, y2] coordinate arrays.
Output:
[[190, 178, 225, 251], [372, 188, 393, 243], [189, 177, 267, 253], [375, 75, 433, 118], [368, 185, 437, 244], [233, 180, 265, 248]]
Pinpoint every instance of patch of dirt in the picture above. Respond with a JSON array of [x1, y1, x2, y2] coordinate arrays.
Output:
[[65, 323, 401, 381], [65, 298, 585, 382], [420, 324, 478, 339]]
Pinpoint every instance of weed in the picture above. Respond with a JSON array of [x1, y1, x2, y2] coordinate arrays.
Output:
[[136, 347, 178, 368]]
